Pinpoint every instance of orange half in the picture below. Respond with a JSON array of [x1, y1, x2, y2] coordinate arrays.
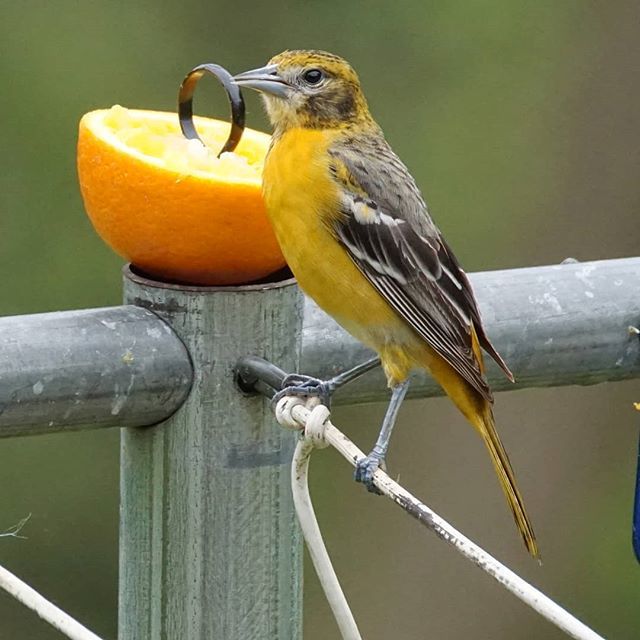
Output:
[[77, 105, 285, 285]]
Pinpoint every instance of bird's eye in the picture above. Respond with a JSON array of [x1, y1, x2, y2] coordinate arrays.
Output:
[[302, 68, 324, 85]]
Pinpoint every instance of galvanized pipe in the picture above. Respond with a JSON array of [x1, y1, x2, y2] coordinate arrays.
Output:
[[119, 267, 304, 640], [0, 306, 192, 437], [301, 257, 640, 404], [0, 257, 638, 436]]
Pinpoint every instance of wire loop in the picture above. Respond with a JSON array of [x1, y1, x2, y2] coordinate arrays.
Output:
[[305, 404, 331, 449], [274, 394, 605, 640], [275, 396, 307, 430]]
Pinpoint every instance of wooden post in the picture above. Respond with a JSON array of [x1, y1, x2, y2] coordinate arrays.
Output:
[[120, 266, 303, 640]]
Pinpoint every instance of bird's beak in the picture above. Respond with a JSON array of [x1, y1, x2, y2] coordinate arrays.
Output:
[[233, 64, 290, 98]]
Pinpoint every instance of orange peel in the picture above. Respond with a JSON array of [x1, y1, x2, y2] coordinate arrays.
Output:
[[77, 105, 285, 285]]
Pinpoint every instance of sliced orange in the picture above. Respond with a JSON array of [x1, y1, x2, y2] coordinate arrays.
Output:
[[77, 105, 285, 285]]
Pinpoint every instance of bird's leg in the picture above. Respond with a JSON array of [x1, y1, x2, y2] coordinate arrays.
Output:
[[355, 378, 410, 494], [272, 357, 381, 408]]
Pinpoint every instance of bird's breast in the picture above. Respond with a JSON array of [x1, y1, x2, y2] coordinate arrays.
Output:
[[262, 128, 405, 349], [262, 128, 341, 229]]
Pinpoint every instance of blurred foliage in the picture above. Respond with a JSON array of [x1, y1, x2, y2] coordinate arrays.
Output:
[[0, 1, 639, 638]]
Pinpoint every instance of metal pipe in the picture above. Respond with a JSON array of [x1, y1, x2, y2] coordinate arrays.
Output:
[[0, 306, 192, 437], [119, 267, 304, 640], [0, 257, 639, 435], [300, 256, 640, 404]]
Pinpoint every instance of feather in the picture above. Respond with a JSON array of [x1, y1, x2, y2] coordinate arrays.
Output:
[[328, 139, 514, 399]]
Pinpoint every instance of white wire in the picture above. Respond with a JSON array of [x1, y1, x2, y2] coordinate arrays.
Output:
[[0, 563, 104, 640], [292, 435, 363, 640], [276, 396, 606, 640]]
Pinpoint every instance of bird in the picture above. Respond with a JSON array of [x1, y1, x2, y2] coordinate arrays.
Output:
[[234, 50, 538, 557]]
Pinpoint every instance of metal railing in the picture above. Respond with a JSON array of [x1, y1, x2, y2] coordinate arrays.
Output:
[[0, 256, 638, 639]]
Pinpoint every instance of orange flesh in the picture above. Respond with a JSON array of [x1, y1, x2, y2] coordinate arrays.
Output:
[[77, 106, 285, 285]]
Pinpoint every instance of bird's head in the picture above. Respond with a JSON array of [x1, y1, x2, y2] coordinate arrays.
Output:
[[234, 50, 375, 133]]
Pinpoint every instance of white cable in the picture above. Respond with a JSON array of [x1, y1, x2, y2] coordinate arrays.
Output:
[[0, 563, 104, 640], [279, 396, 362, 639], [276, 396, 606, 640]]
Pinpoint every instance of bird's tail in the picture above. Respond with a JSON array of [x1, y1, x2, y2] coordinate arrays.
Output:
[[474, 402, 539, 559], [418, 345, 539, 558]]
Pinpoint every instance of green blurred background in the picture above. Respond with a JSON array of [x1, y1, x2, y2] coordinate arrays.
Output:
[[1, 1, 639, 638]]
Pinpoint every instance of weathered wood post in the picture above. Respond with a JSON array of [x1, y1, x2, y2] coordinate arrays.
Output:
[[120, 266, 303, 639]]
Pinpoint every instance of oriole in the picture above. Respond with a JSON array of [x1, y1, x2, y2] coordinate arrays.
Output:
[[234, 50, 538, 557]]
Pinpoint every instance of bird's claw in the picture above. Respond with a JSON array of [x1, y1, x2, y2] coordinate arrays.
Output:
[[354, 453, 385, 494], [271, 373, 333, 408]]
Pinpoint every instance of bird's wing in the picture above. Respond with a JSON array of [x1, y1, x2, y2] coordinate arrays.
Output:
[[328, 142, 513, 400]]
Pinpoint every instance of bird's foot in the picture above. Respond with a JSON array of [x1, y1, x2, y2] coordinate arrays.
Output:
[[272, 373, 334, 408], [354, 451, 385, 495]]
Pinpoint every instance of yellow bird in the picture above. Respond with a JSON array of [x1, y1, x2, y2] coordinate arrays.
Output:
[[234, 50, 538, 557]]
